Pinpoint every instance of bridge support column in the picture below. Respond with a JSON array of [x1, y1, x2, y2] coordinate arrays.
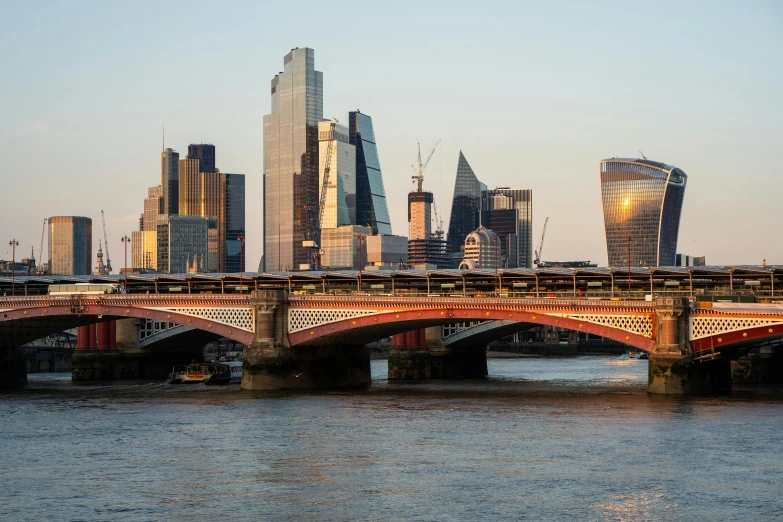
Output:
[[0, 348, 27, 389], [241, 290, 371, 390], [388, 327, 487, 380], [648, 297, 731, 394]]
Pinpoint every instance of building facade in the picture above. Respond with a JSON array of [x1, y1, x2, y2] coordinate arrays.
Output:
[[48, 216, 92, 275], [143, 185, 163, 232], [156, 215, 209, 274], [224, 173, 246, 272], [263, 47, 323, 272], [490, 188, 532, 268], [349, 110, 392, 235], [600, 158, 687, 267], [459, 226, 499, 270], [187, 143, 216, 173], [446, 151, 486, 257], [161, 148, 179, 215], [318, 120, 356, 230], [320, 225, 370, 270], [131, 230, 158, 271]]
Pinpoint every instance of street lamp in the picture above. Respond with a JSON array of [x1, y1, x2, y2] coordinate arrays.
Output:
[[237, 233, 245, 294], [627, 235, 632, 298], [492, 234, 499, 296], [121, 235, 131, 289], [8, 239, 18, 296]]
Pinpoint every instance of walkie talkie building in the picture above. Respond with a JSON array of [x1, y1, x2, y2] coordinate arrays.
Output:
[[600, 158, 687, 267]]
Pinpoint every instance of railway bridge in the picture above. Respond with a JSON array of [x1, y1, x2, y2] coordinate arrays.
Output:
[[2, 290, 783, 394]]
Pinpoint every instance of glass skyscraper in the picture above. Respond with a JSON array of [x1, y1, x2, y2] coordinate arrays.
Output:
[[187, 144, 216, 173], [318, 120, 356, 229], [446, 151, 486, 257], [491, 188, 533, 268], [161, 148, 179, 215], [349, 110, 392, 235], [224, 173, 246, 272], [263, 47, 323, 272], [600, 158, 687, 267]]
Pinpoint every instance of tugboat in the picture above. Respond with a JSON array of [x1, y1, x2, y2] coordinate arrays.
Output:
[[166, 362, 243, 384]]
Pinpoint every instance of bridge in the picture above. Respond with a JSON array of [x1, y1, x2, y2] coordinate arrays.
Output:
[[2, 287, 782, 394]]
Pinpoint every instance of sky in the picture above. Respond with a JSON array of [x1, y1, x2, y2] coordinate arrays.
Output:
[[1, 0, 782, 270]]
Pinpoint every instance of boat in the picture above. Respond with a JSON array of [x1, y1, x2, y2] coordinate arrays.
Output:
[[166, 362, 243, 385]]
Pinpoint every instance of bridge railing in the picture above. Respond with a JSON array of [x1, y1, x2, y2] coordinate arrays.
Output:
[[289, 294, 658, 308], [0, 294, 252, 307]]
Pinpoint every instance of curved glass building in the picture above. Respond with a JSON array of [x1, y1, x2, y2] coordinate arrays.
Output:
[[600, 158, 687, 267]]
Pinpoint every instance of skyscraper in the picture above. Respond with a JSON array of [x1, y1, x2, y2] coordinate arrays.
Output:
[[187, 144, 216, 173], [349, 110, 392, 235], [161, 148, 179, 215], [143, 185, 162, 232], [156, 215, 209, 274], [491, 188, 533, 268], [600, 158, 687, 267], [48, 216, 92, 275], [263, 47, 323, 272], [446, 151, 486, 257], [224, 173, 246, 272]]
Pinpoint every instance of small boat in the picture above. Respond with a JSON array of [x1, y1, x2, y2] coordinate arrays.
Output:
[[166, 362, 243, 385]]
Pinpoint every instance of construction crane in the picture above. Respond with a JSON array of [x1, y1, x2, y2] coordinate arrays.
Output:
[[432, 200, 444, 239], [304, 119, 338, 269], [410, 139, 441, 192], [37, 218, 47, 274], [101, 210, 112, 274], [534, 217, 549, 268]]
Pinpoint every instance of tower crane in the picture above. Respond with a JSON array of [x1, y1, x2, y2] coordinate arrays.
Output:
[[534, 217, 549, 268], [101, 210, 112, 274], [410, 139, 441, 193], [304, 119, 338, 269], [37, 218, 47, 274]]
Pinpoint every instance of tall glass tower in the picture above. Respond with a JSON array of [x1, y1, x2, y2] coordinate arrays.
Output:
[[600, 158, 687, 267], [349, 110, 392, 235], [263, 47, 323, 272], [161, 148, 179, 215], [446, 151, 486, 256]]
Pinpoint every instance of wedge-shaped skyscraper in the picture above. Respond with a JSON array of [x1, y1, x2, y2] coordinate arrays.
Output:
[[600, 158, 687, 267], [446, 151, 486, 256]]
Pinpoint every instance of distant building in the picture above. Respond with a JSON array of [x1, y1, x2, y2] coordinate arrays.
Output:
[[161, 148, 179, 215], [48, 216, 92, 276], [224, 174, 246, 273], [366, 235, 408, 270], [676, 254, 705, 267], [132, 229, 158, 271], [489, 188, 532, 268], [446, 151, 486, 258], [156, 215, 209, 274], [263, 47, 323, 272], [600, 158, 687, 267], [538, 260, 597, 268], [408, 191, 447, 268], [187, 143, 216, 173], [143, 185, 163, 232], [318, 120, 356, 229], [459, 226, 499, 270], [349, 110, 392, 235], [320, 225, 370, 270]]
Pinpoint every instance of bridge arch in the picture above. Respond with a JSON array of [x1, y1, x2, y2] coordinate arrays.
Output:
[[288, 304, 656, 352]]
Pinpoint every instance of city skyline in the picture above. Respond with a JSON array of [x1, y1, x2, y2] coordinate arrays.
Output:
[[2, 2, 782, 269]]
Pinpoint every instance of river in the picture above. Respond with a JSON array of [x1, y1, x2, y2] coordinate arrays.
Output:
[[1, 356, 782, 521]]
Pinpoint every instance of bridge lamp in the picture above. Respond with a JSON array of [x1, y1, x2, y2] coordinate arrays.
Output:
[[121, 236, 131, 289], [8, 239, 18, 296], [237, 234, 245, 293]]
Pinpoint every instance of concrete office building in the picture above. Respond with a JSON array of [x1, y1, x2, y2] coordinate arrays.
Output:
[[156, 215, 209, 274], [600, 158, 687, 267], [263, 47, 323, 272], [365, 234, 408, 270], [458, 226, 499, 270], [47, 216, 92, 276], [320, 225, 370, 270]]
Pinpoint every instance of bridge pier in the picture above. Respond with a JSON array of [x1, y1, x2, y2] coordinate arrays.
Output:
[[388, 326, 487, 380], [648, 298, 732, 394], [241, 290, 371, 390]]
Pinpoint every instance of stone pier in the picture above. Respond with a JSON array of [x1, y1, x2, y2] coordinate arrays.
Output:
[[388, 326, 488, 380], [241, 290, 371, 390], [648, 297, 732, 394]]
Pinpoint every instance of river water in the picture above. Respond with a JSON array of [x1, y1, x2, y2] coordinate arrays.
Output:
[[1, 356, 782, 521]]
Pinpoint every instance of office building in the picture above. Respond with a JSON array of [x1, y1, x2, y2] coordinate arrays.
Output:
[[143, 185, 163, 232], [320, 225, 370, 270], [188, 143, 216, 173], [480, 208, 519, 268], [131, 230, 158, 271], [48, 216, 92, 275], [487, 188, 533, 268], [366, 234, 408, 270], [161, 148, 179, 215], [446, 151, 486, 257], [349, 110, 392, 235], [263, 47, 323, 272], [600, 158, 687, 267], [676, 254, 705, 267], [458, 226, 499, 270], [224, 173, 246, 272], [156, 215, 209, 274], [318, 120, 356, 229], [407, 191, 447, 268]]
